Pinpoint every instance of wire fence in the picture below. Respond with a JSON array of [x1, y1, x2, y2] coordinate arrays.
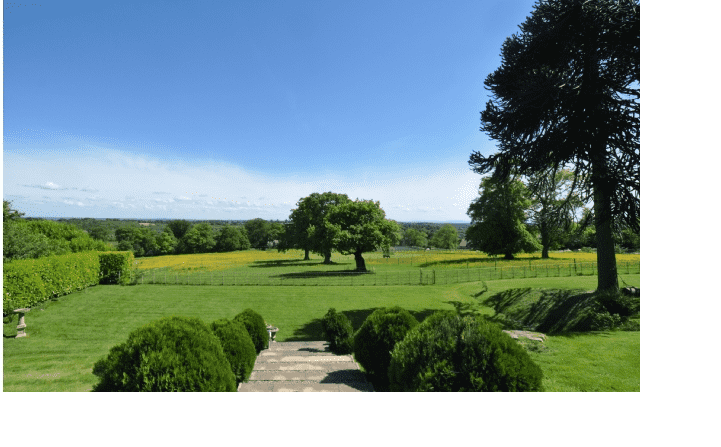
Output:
[[131, 261, 640, 287]]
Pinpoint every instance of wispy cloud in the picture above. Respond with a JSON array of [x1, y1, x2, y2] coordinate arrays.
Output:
[[4, 144, 480, 221]]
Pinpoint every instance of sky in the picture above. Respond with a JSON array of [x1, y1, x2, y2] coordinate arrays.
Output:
[[5, 0, 547, 222]]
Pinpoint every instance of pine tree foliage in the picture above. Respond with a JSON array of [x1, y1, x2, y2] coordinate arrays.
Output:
[[469, 0, 639, 290]]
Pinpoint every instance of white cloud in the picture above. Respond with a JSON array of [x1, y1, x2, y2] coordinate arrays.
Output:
[[4, 145, 481, 221]]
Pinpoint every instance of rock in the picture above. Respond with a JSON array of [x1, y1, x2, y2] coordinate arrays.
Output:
[[503, 330, 546, 343]]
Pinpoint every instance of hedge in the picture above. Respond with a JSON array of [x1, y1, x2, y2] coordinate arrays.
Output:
[[98, 251, 135, 285], [3, 252, 101, 314]]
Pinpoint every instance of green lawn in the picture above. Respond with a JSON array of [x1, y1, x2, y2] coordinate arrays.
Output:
[[3, 274, 640, 392]]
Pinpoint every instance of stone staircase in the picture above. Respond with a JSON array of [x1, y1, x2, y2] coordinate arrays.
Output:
[[238, 341, 374, 392]]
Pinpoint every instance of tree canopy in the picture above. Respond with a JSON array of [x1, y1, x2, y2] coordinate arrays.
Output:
[[466, 176, 541, 259], [214, 224, 251, 252], [469, 0, 639, 291], [429, 224, 459, 250], [402, 228, 428, 248], [325, 200, 401, 271], [281, 192, 351, 263], [526, 167, 584, 258]]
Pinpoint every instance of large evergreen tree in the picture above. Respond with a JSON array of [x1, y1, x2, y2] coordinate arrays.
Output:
[[469, 0, 639, 291]]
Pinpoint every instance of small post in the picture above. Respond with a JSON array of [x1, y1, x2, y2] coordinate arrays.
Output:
[[14, 308, 30, 338]]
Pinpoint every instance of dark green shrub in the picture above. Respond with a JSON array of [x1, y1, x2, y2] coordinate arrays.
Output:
[[388, 312, 543, 391], [98, 251, 135, 285], [233, 309, 269, 354], [353, 306, 418, 387], [210, 318, 257, 385], [92, 316, 235, 392], [321, 308, 354, 354]]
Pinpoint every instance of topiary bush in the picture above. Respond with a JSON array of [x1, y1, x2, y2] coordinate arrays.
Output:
[[91, 316, 235, 392], [388, 311, 544, 392], [210, 318, 257, 385], [233, 308, 269, 354], [353, 306, 418, 388], [321, 308, 354, 354]]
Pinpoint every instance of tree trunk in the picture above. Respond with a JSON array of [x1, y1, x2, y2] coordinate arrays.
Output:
[[582, 21, 618, 294], [541, 221, 550, 259], [504, 253, 514, 260], [303, 248, 310, 261], [323, 251, 332, 264], [354, 252, 367, 271], [592, 169, 619, 293]]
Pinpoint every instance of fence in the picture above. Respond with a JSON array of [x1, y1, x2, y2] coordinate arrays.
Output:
[[131, 261, 640, 287]]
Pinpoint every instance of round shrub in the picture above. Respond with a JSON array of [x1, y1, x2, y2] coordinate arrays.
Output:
[[388, 312, 544, 392], [233, 308, 269, 354], [91, 316, 235, 392], [353, 306, 418, 387], [210, 318, 257, 385], [321, 308, 354, 354]]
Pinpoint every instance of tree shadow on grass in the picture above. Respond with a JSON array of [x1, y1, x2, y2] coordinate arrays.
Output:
[[481, 288, 599, 334], [271, 270, 373, 279], [416, 256, 546, 268], [248, 260, 339, 268], [285, 308, 446, 341]]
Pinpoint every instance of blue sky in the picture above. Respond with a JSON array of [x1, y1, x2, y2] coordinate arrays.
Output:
[[4, 0, 539, 222]]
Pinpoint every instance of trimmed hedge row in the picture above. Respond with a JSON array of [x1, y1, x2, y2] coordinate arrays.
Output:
[[98, 251, 135, 285], [3, 251, 135, 314], [3, 252, 100, 314]]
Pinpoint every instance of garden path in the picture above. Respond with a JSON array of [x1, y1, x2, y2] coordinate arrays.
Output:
[[238, 341, 374, 392]]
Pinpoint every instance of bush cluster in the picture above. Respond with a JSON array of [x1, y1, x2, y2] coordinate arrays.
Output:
[[321, 308, 354, 354], [209, 318, 257, 385], [92, 316, 236, 392], [353, 306, 418, 387], [388, 311, 544, 392], [234, 308, 269, 354]]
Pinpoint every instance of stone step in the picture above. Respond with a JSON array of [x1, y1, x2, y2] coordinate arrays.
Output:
[[252, 361, 360, 372], [258, 349, 340, 358], [239, 381, 374, 392], [267, 341, 330, 351], [256, 355, 354, 363], [250, 369, 368, 383]]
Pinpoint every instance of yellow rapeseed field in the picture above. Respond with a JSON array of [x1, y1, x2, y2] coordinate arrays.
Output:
[[135, 249, 306, 271], [135, 249, 639, 271]]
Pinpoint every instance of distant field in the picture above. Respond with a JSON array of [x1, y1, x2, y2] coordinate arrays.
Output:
[[133, 249, 640, 286], [136, 249, 640, 271]]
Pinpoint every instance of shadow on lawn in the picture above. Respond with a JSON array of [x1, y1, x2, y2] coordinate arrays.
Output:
[[481, 288, 598, 333], [284, 308, 444, 341], [248, 259, 344, 268], [416, 256, 546, 269], [271, 270, 373, 279]]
